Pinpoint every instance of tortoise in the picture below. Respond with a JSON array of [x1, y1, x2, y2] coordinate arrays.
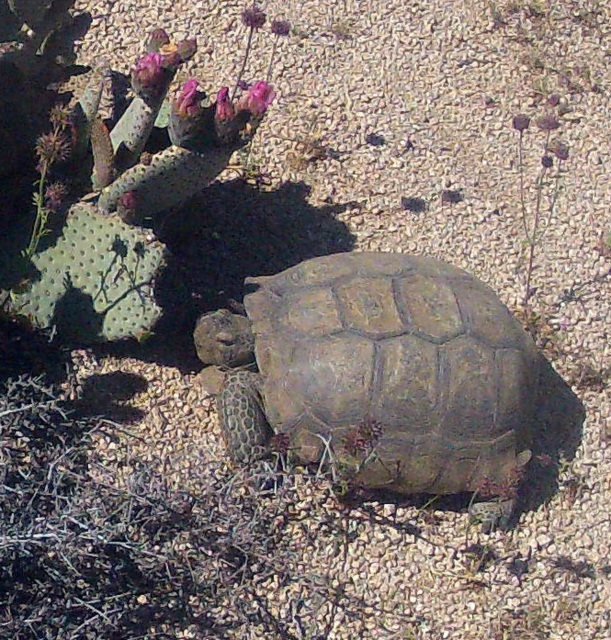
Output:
[[194, 252, 538, 528]]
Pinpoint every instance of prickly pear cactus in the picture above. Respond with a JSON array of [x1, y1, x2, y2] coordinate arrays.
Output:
[[98, 145, 235, 219], [6, 23, 278, 344], [10, 203, 165, 342]]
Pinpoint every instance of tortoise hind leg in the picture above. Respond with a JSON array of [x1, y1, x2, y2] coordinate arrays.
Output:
[[218, 370, 273, 463], [469, 498, 515, 533]]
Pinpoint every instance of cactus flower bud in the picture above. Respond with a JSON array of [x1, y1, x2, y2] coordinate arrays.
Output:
[[215, 87, 235, 122], [147, 29, 170, 52], [174, 79, 204, 118], [176, 38, 197, 62], [237, 81, 275, 117], [118, 191, 138, 218], [133, 52, 164, 90]]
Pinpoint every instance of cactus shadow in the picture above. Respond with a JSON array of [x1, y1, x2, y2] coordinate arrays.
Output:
[[107, 179, 356, 370]]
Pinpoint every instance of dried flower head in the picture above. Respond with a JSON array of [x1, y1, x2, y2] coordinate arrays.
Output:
[[548, 93, 561, 107], [44, 182, 68, 211], [215, 87, 235, 122], [512, 114, 530, 132], [241, 4, 267, 29], [342, 419, 382, 456], [173, 79, 204, 118], [35, 131, 71, 166], [237, 80, 275, 117], [271, 19, 291, 36], [269, 432, 291, 456], [536, 114, 560, 131], [541, 155, 554, 169], [156, 37, 197, 70], [49, 104, 72, 128], [549, 140, 569, 161]]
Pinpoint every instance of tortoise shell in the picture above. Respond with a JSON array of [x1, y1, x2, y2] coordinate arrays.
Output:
[[243, 252, 538, 494]]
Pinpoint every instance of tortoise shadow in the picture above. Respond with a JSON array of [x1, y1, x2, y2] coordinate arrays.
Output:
[[520, 354, 585, 513], [98, 179, 356, 370]]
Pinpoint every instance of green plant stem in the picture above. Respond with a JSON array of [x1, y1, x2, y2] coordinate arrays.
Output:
[[541, 160, 565, 241], [518, 131, 532, 244], [25, 162, 49, 259], [232, 27, 255, 100], [266, 36, 279, 82], [523, 130, 552, 309]]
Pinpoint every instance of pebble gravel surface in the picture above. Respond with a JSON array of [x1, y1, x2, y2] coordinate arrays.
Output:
[[71, 1, 610, 638]]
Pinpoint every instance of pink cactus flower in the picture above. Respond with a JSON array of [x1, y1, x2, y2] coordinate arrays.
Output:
[[174, 79, 203, 117], [118, 191, 138, 212], [237, 81, 275, 117], [133, 52, 164, 87], [215, 87, 235, 122]]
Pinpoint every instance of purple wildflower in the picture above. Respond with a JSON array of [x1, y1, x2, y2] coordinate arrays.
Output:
[[549, 140, 569, 161], [241, 4, 266, 29], [512, 114, 530, 132], [49, 104, 72, 128], [536, 114, 560, 131], [271, 19, 291, 36], [35, 131, 71, 166]]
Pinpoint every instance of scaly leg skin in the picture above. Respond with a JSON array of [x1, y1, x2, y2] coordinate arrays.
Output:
[[469, 498, 515, 534], [218, 370, 273, 463]]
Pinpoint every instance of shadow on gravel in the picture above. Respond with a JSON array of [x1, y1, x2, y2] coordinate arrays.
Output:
[[73, 371, 148, 423], [97, 178, 356, 370], [0, 316, 71, 385], [520, 354, 586, 513]]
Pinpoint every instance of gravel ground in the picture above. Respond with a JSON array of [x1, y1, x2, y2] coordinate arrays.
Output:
[[69, 1, 610, 638]]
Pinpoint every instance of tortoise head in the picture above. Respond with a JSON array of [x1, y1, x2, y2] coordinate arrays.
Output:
[[193, 309, 255, 368]]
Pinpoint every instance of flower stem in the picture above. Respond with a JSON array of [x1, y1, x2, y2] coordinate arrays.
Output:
[[233, 27, 254, 100], [523, 130, 551, 308], [266, 36, 279, 82]]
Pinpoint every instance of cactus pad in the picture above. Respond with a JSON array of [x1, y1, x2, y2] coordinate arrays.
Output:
[[98, 144, 235, 219], [10, 203, 166, 342]]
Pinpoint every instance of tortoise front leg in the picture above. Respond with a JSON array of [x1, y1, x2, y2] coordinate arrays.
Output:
[[218, 371, 273, 463]]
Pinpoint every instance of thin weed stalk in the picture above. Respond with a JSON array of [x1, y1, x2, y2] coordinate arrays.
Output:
[[513, 111, 568, 310], [233, 3, 267, 100]]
